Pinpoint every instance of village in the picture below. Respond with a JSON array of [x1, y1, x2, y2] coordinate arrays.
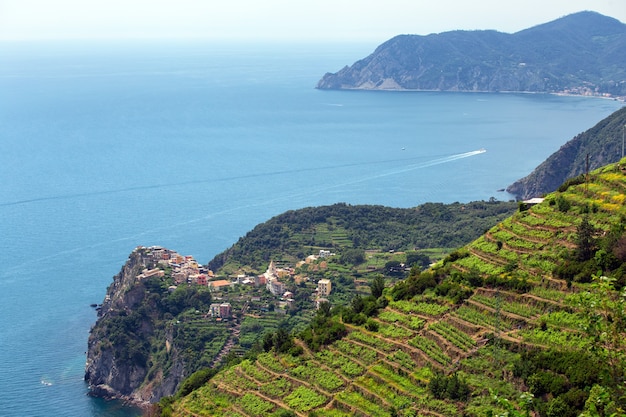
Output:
[[134, 246, 335, 322]]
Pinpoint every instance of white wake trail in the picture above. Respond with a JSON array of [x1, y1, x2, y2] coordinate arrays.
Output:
[[217, 149, 488, 210], [331, 148, 487, 186]]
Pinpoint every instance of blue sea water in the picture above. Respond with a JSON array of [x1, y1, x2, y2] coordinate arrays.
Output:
[[0, 40, 622, 416]]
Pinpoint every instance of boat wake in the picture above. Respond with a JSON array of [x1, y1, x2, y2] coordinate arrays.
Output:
[[337, 148, 487, 184], [1, 150, 486, 208]]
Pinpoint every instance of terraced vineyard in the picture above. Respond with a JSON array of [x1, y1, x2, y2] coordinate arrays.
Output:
[[169, 160, 626, 416], [173, 322, 467, 416]]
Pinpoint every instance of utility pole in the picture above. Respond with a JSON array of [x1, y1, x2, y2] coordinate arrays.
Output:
[[622, 124, 624, 160], [586, 153, 590, 195]]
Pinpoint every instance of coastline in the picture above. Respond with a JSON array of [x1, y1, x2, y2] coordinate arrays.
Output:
[[87, 385, 151, 413], [315, 85, 626, 102]]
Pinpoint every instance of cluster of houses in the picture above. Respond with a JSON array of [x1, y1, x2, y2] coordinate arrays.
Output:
[[203, 253, 333, 304], [136, 246, 333, 313], [138, 245, 214, 285]]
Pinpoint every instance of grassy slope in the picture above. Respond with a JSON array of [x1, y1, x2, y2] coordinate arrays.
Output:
[[169, 161, 626, 417]]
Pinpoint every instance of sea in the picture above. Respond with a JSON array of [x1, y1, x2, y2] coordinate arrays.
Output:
[[0, 39, 622, 416]]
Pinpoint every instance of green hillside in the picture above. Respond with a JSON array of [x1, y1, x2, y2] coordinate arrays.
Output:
[[208, 201, 517, 274], [161, 161, 626, 417]]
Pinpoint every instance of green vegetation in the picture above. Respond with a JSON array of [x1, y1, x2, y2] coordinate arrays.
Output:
[[209, 201, 517, 272], [89, 264, 230, 396], [138, 161, 626, 416], [298, 305, 346, 351], [428, 372, 471, 401], [318, 12, 626, 100]]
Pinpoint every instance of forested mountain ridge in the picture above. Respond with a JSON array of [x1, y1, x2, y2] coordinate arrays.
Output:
[[208, 201, 517, 274], [507, 106, 626, 200], [163, 159, 626, 417], [316, 11, 626, 98]]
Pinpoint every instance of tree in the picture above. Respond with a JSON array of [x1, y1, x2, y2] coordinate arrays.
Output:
[[318, 301, 332, 317], [580, 385, 619, 417], [262, 332, 274, 352], [351, 295, 364, 314], [612, 234, 626, 262], [556, 195, 571, 213], [339, 248, 365, 265], [429, 372, 470, 401], [371, 275, 385, 298], [576, 215, 596, 261], [406, 252, 431, 269], [273, 327, 294, 353]]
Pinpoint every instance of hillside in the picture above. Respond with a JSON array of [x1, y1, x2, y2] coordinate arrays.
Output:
[[208, 201, 517, 274], [85, 201, 516, 405], [163, 160, 626, 417], [316, 11, 626, 98], [507, 106, 626, 200]]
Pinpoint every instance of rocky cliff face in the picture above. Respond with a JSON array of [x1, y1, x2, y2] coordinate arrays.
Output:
[[84, 248, 187, 405], [507, 107, 626, 200]]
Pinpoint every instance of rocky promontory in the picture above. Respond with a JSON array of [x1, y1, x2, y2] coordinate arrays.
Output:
[[85, 246, 215, 405], [316, 11, 626, 99]]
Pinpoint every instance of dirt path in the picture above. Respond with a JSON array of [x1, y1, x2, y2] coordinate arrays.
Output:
[[210, 301, 248, 367]]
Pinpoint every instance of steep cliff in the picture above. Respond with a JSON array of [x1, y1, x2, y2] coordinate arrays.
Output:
[[316, 12, 626, 98], [85, 247, 217, 405], [507, 106, 626, 200]]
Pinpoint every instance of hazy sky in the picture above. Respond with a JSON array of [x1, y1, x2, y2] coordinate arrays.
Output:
[[0, 0, 624, 42]]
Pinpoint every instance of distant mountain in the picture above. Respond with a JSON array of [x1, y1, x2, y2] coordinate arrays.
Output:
[[317, 11, 626, 98], [507, 106, 626, 199]]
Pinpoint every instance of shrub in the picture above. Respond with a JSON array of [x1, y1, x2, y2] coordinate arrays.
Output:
[[527, 370, 569, 397], [443, 249, 470, 264], [364, 319, 379, 332], [428, 372, 470, 401], [176, 368, 217, 398], [390, 271, 437, 301], [558, 174, 586, 192], [556, 195, 571, 213], [546, 396, 575, 417], [435, 279, 472, 304]]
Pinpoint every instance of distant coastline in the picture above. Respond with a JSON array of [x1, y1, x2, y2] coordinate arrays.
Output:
[[316, 12, 626, 99], [318, 85, 626, 102]]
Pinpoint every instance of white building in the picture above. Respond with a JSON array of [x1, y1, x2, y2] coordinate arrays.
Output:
[[267, 277, 285, 296], [264, 260, 285, 296]]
